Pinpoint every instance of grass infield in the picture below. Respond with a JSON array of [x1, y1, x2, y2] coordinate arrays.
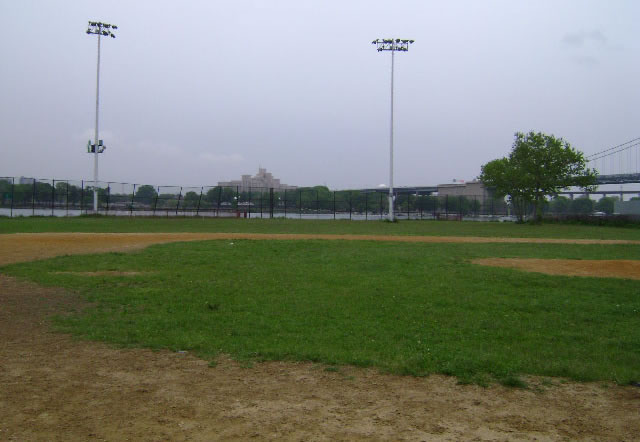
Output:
[[3, 236, 639, 387]]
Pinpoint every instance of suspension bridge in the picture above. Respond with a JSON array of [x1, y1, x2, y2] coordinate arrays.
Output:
[[587, 137, 640, 184]]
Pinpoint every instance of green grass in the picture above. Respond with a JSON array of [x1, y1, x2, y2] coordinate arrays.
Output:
[[2, 216, 640, 240], [3, 239, 639, 386]]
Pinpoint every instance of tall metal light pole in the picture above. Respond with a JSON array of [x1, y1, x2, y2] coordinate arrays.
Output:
[[86, 21, 117, 212], [372, 38, 414, 221]]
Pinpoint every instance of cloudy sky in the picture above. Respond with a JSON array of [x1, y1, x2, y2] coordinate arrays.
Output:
[[1, 0, 638, 189]]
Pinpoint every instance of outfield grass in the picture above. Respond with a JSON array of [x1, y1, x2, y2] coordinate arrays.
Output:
[[1, 215, 640, 240], [3, 239, 639, 386]]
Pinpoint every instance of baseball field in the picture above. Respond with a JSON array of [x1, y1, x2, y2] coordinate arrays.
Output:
[[1, 217, 639, 440]]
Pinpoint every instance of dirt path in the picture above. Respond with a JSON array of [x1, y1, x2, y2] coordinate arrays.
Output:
[[1, 233, 640, 440], [2, 231, 640, 267]]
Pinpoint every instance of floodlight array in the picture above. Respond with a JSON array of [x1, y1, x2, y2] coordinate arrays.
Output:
[[86, 21, 117, 38], [371, 38, 414, 52]]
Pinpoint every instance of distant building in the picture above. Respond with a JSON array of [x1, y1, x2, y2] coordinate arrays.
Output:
[[218, 168, 297, 192], [436, 180, 492, 199], [18, 177, 35, 185]]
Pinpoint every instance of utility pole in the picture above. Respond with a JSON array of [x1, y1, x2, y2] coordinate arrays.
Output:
[[86, 21, 117, 212], [372, 38, 414, 221]]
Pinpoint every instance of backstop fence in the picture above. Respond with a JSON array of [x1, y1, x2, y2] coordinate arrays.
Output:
[[0, 176, 512, 220]]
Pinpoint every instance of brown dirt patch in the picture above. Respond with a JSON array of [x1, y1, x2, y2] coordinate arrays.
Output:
[[2, 232, 639, 267], [473, 258, 640, 280], [2, 233, 640, 440]]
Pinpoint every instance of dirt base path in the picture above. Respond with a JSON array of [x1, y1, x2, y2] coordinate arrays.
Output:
[[2, 231, 640, 267], [1, 233, 640, 440]]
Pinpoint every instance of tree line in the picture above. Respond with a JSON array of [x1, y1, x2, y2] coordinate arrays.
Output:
[[2, 180, 511, 215]]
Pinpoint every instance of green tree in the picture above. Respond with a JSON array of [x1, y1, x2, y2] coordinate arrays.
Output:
[[0, 179, 11, 206], [480, 131, 598, 222], [570, 196, 594, 214], [182, 191, 200, 209], [548, 196, 571, 214], [203, 187, 236, 209], [479, 157, 530, 221], [594, 196, 617, 215], [134, 185, 157, 206]]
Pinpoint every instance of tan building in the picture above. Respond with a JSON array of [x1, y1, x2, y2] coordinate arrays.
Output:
[[218, 168, 297, 192], [436, 180, 492, 199]]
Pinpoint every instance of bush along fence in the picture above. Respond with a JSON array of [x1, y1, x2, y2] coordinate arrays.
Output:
[[0, 177, 513, 220]]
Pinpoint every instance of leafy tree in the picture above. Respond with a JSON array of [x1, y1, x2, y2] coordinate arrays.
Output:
[[548, 196, 571, 214], [480, 131, 597, 221], [182, 191, 200, 209], [34, 182, 53, 204], [570, 196, 594, 214], [479, 157, 530, 221], [0, 179, 11, 206], [203, 187, 236, 207], [134, 185, 157, 206], [594, 196, 618, 215]]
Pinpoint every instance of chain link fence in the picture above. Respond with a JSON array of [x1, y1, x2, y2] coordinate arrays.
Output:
[[0, 176, 513, 220]]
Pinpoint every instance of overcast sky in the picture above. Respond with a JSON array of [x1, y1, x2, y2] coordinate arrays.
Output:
[[1, 0, 638, 189]]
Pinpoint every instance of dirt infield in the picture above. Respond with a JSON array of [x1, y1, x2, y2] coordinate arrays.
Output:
[[1, 232, 640, 440], [473, 258, 640, 280]]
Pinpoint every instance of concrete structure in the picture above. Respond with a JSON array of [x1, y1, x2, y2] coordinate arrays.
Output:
[[218, 168, 297, 192], [614, 199, 640, 215], [436, 180, 492, 199]]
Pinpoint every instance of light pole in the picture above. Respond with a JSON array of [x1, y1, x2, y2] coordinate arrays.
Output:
[[86, 21, 117, 212], [372, 38, 414, 221]]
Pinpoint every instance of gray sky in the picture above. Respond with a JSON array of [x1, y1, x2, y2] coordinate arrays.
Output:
[[1, 0, 638, 189]]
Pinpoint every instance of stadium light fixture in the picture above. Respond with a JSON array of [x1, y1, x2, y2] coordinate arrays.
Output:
[[372, 38, 414, 221], [86, 21, 117, 212]]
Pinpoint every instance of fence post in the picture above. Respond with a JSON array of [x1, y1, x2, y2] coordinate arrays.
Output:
[[269, 188, 274, 218], [235, 186, 239, 217], [51, 179, 55, 216], [299, 190, 302, 219], [106, 183, 111, 213], [176, 187, 183, 215], [32, 179, 36, 216], [333, 191, 336, 220], [407, 192, 410, 219], [10, 177, 14, 218], [130, 184, 136, 216], [65, 180, 69, 216], [380, 193, 383, 218], [365, 192, 368, 220], [196, 186, 203, 216], [349, 193, 352, 220], [81, 180, 84, 214], [216, 186, 222, 216], [284, 189, 287, 218], [246, 187, 251, 219], [153, 186, 160, 215]]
